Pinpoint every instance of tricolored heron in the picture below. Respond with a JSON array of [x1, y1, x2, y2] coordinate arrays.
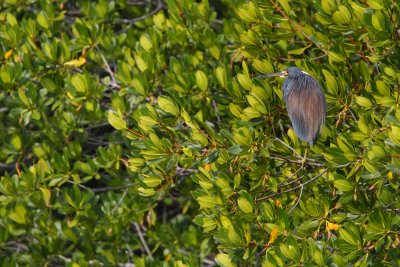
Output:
[[259, 66, 326, 147]]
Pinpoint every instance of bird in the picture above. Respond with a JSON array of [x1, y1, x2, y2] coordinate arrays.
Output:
[[258, 66, 326, 146]]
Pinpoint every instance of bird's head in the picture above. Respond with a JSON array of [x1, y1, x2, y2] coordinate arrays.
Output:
[[257, 66, 309, 79]]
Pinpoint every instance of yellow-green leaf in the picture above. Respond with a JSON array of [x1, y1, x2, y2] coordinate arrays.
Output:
[[64, 57, 86, 67], [158, 96, 179, 116], [215, 254, 237, 267], [108, 111, 127, 130], [37, 11, 49, 29], [140, 35, 153, 52], [40, 188, 52, 207], [238, 196, 253, 213], [8, 204, 27, 224], [215, 66, 227, 87], [334, 179, 353, 191], [237, 73, 252, 90], [195, 70, 208, 91], [197, 195, 218, 209]]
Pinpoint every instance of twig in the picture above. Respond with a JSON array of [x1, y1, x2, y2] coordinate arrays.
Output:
[[92, 183, 138, 193], [212, 99, 221, 124], [133, 222, 154, 260], [273, 137, 302, 159], [95, 45, 120, 90], [67, 181, 139, 193], [116, 0, 163, 33], [278, 168, 302, 186], [288, 185, 303, 214], [57, 255, 72, 263], [270, 154, 325, 167], [176, 166, 198, 176], [255, 168, 329, 202], [111, 188, 129, 213], [278, 171, 307, 187]]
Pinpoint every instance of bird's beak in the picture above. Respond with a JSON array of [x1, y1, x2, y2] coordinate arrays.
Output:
[[256, 70, 288, 79]]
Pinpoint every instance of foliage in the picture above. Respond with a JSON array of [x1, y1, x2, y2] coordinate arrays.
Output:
[[1, 0, 400, 266]]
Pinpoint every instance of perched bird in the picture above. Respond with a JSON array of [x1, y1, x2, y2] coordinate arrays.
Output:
[[259, 67, 326, 146]]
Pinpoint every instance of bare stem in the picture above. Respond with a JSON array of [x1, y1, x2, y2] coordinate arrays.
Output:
[[288, 185, 303, 214], [95, 45, 120, 90], [255, 168, 329, 202], [133, 222, 154, 260]]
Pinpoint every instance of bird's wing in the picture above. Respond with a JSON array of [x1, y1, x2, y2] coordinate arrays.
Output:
[[286, 87, 325, 145]]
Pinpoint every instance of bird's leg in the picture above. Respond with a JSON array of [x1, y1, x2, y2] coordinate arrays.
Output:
[[301, 147, 308, 169]]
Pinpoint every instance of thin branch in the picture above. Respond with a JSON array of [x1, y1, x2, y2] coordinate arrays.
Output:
[[255, 168, 329, 202], [269, 154, 325, 167], [95, 45, 120, 90], [176, 166, 198, 176], [111, 188, 129, 213], [133, 222, 154, 260], [288, 185, 303, 214], [67, 181, 139, 193], [92, 183, 139, 193], [116, 0, 163, 33], [278, 170, 308, 188], [212, 99, 221, 124], [273, 137, 302, 159]]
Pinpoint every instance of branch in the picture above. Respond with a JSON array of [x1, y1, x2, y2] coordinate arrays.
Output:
[[270, 154, 325, 167], [95, 45, 120, 90], [67, 181, 139, 193], [287, 185, 303, 214], [255, 168, 329, 202], [273, 137, 302, 159], [111, 188, 129, 213], [116, 0, 163, 33], [133, 222, 154, 260]]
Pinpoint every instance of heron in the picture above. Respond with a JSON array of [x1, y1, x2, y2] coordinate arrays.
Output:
[[258, 66, 326, 147]]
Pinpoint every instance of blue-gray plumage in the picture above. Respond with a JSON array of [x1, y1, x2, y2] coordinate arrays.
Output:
[[258, 67, 326, 146]]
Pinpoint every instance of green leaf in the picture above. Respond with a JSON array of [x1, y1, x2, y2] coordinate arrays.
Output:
[[215, 254, 237, 267], [195, 70, 208, 91], [10, 134, 22, 150], [40, 188, 52, 207], [18, 88, 30, 106], [71, 74, 88, 93], [332, 5, 352, 25], [322, 70, 338, 95], [197, 195, 218, 209], [339, 227, 359, 246], [328, 50, 345, 62], [237, 73, 252, 90], [253, 59, 274, 74], [215, 66, 227, 87], [37, 11, 49, 29], [153, 12, 165, 29], [143, 175, 163, 187], [158, 96, 179, 116], [229, 103, 243, 118], [288, 45, 310, 55], [334, 179, 353, 192], [139, 34, 153, 52], [108, 111, 127, 130], [238, 196, 253, 213], [227, 145, 242, 155], [355, 96, 373, 108], [134, 54, 148, 72], [8, 204, 27, 224]]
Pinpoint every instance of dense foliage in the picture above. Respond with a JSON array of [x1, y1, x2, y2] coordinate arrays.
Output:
[[1, 0, 400, 266]]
